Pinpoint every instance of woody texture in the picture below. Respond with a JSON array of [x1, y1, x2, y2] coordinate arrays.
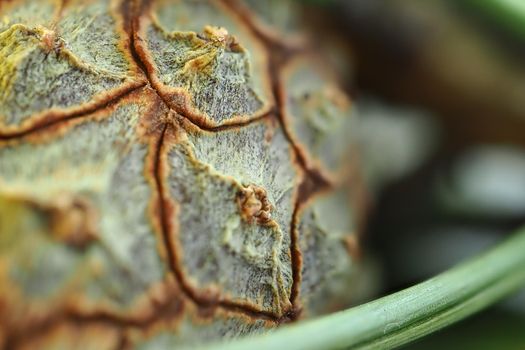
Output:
[[0, 0, 366, 348]]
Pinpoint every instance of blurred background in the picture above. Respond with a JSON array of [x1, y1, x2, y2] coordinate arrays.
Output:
[[302, 0, 525, 348]]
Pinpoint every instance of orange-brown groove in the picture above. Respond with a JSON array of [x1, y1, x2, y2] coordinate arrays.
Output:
[[152, 123, 289, 323], [289, 169, 332, 306], [289, 202, 303, 309], [251, 16, 339, 315], [0, 82, 146, 141], [4, 294, 185, 349], [229, 2, 337, 316], [220, 0, 307, 60], [218, 0, 323, 318], [129, 0, 273, 133], [219, 0, 335, 188]]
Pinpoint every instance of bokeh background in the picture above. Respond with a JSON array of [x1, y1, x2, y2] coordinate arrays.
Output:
[[302, 0, 525, 348]]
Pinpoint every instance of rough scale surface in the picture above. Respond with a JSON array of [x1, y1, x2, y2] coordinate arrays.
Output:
[[0, 0, 365, 348]]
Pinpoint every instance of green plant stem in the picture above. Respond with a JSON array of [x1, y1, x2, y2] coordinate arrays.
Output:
[[461, 0, 525, 38], [200, 227, 525, 350]]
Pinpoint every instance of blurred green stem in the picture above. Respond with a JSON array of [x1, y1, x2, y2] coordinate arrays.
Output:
[[201, 227, 525, 350], [462, 0, 525, 38]]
